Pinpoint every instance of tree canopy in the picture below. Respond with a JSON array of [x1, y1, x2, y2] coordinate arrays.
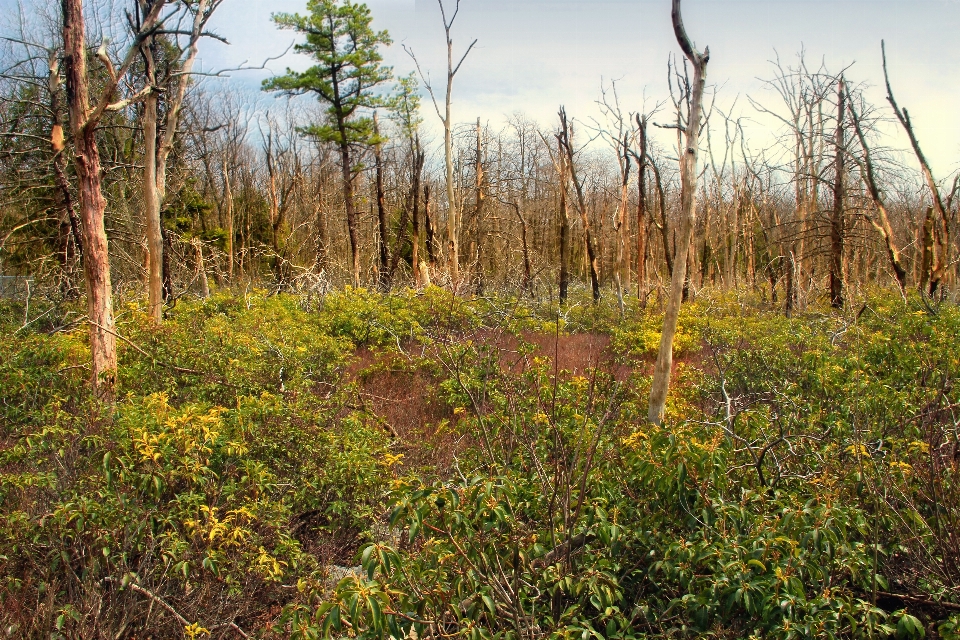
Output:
[[262, 0, 393, 147]]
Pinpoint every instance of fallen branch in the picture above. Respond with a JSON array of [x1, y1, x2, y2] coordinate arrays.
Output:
[[876, 591, 960, 612]]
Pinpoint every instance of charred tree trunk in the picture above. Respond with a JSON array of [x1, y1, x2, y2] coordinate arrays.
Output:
[[830, 78, 846, 309], [337, 131, 360, 288], [558, 135, 571, 306], [882, 41, 950, 294], [424, 182, 437, 273], [410, 143, 424, 287], [559, 107, 601, 303], [635, 115, 649, 298]]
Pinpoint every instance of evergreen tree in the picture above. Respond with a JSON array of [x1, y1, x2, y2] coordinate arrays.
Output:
[[263, 0, 393, 288]]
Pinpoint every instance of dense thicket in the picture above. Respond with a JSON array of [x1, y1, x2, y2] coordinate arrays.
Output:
[[2, 0, 960, 637], [1, 290, 959, 637]]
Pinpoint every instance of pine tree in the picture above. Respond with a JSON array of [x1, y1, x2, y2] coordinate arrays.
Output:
[[263, 0, 393, 288]]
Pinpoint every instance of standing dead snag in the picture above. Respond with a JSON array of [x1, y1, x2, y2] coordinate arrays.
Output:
[[647, 0, 709, 425], [373, 112, 389, 292], [881, 41, 950, 294], [47, 48, 83, 293], [405, 0, 477, 289], [848, 96, 908, 293], [62, 0, 166, 398], [558, 107, 601, 303], [830, 77, 846, 309], [141, 0, 221, 322], [633, 114, 650, 298]]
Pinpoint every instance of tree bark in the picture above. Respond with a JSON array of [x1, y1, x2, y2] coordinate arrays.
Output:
[[194, 239, 209, 298], [614, 132, 631, 312], [635, 115, 649, 298], [374, 113, 390, 291], [143, 0, 212, 319], [849, 97, 908, 293], [558, 136, 571, 306], [648, 0, 709, 425], [339, 141, 360, 287], [142, 37, 163, 321], [223, 157, 235, 280], [472, 118, 485, 294], [424, 182, 437, 271], [882, 41, 949, 293], [830, 78, 846, 309], [559, 108, 601, 303], [410, 145, 424, 287], [651, 159, 673, 278], [62, 0, 122, 398], [48, 50, 83, 293]]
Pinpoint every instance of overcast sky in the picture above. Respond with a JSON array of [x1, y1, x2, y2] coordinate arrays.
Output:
[[4, 0, 960, 174]]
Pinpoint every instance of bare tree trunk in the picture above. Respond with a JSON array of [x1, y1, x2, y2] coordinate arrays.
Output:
[[62, 0, 121, 398], [635, 115, 649, 298], [559, 108, 601, 303], [223, 157, 235, 280], [374, 113, 390, 291], [472, 118, 485, 294], [648, 0, 709, 425], [882, 41, 950, 293], [410, 144, 424, 287], [340, 141, 360, 288], [830, 78, 846, 309], [785, 250, 796, 317], [558, 136, 571, 306], [921, 207, 934, 293], [614, 136, 631, 313], [390, 147, 422, 288], [849, 97, 908, 293], [48, 50, 83, 294], [142, 37, 163, 321], [651, 159, 673, 278], [161, 226, 173, 301], [425, 182, 437, 271], [143, 0, 214, 319]]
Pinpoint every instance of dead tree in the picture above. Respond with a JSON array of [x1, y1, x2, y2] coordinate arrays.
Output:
[[632, 113, 651, 297], [830, 78, 846, 308], [406, 0, 477, 288], [848, 96, 908, 293], [62, 0, 166, 397], [558, 107, 601, 303], [373, 112, 389, 291], [648, 0, 709, 425], [140, 0, 221, 321], [47, 48, 83, 293], [882, 41, 950, 294]]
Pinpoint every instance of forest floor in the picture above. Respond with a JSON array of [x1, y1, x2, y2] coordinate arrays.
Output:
[[1, 286, 959, 639]]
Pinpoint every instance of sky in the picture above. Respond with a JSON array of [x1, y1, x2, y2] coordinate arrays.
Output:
[[3, 0, 960, 175]]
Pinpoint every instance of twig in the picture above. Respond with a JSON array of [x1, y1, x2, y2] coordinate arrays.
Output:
[[89, 321, 202, 375], [127, 583, 189, 626], [125, 581, 251, 637]]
